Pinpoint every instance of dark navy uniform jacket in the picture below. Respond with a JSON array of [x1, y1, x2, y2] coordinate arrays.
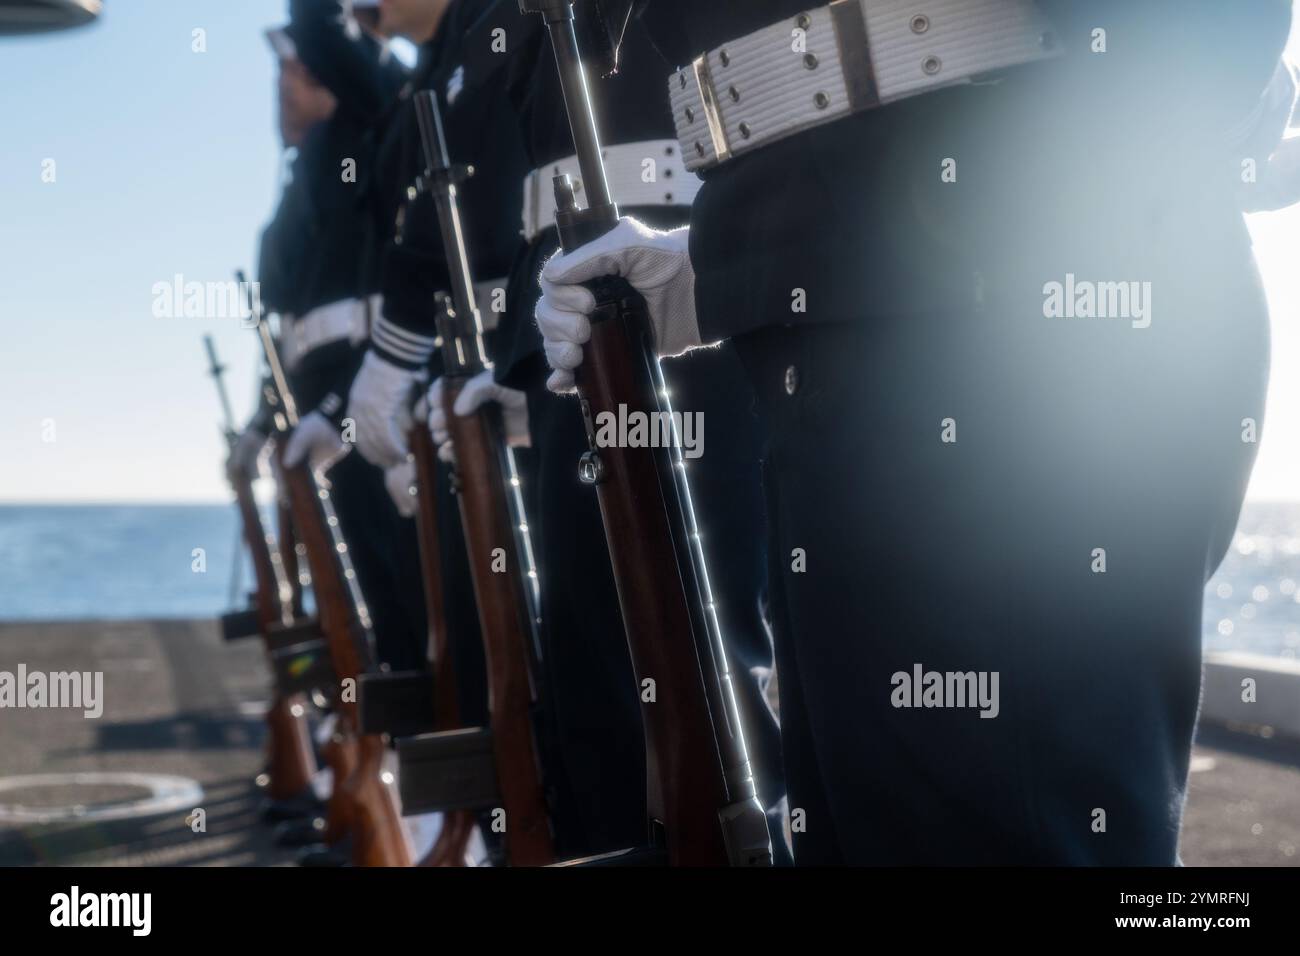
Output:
[[262, 1, 408, 411], [257, 116, 384, 415], [289, 0, 407, 121], [289, 0, 526, 368], [283, 0, 406, 312], [286, 0, 530, 365], [359, 0, 531, 370], [258, 116, 381, 318]]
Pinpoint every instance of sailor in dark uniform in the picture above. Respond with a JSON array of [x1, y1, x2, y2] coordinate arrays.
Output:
[[536, 0, 1297, 864], [241, 22, 428, 678], [342, 0, 645, 859], [287, 0, 507, 864], [291, 0, 495, 726], [426, 4, 794, 860]]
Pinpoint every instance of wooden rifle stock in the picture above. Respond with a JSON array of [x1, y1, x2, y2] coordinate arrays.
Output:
[[204, 335, 315, 800], [240, 277, 412, 867], [410, 423, 459, 731], [519, 1, 772, 866], [275, 449, 359, 842], [231, 466, 317, 800], [413, 91, 554, 866], [443, 387, 553, 866], [277, 496, 306, 619], [409, 422, 477, 866], [274, 442, 412, 867]]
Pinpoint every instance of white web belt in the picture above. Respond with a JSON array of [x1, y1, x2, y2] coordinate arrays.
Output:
[[670, 0, 1061, 172], [280, 295, 377, 372], [520, 139, 701, 242]]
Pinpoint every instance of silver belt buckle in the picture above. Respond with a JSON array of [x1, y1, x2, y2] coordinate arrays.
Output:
[[692, 54, 732, 165]]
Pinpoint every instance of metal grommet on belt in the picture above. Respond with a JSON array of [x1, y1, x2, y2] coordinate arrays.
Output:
[[671, 2, 1064, 174], [784, 365, 800, 396]]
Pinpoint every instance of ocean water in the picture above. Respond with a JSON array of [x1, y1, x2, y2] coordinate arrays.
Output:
[[1201, 501, 1300, 659], [0, 502, 1297, 658], [0, 504, 252, 621]]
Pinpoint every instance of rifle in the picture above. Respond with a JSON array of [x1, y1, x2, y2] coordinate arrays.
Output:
[[408, 417, 478, 865], [408, 90, 554, 865], [517, 0, 772, 866], [277, 485, 307, 620], [239, 275, 413, 867], [204, 335, 317, 801]]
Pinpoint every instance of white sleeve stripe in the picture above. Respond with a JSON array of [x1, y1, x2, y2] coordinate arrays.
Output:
[[373, 317, 437, 362]]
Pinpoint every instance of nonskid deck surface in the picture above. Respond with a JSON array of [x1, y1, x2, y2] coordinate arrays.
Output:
[[0, 619, 1296, 867], [0, 619, 296, 866], [1182, 724, 1300, 866]]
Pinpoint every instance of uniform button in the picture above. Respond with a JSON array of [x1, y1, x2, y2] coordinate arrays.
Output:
[[784, 365, 799, 396]]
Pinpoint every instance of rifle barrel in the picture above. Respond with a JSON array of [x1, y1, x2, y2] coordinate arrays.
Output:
[[237, 269, 299, 428], [413, 92, 488, 369], [203, 334, 238, 440], [542, 14, 612, 212]]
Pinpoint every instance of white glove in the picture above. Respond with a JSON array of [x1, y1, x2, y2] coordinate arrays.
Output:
[[536, 218, 701, 393], [226, 427, 269, 481], [283, 410, 349, 473], [347, 350, 419, 469], [428, 371, 530, 456], [427, 377, 458, 465], [384, 459, 418, 518]]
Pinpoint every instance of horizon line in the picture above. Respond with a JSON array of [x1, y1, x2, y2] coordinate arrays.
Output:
[[0, 497, 268, 507]]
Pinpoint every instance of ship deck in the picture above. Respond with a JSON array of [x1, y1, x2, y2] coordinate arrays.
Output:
[[0, 619, 1296, 867]]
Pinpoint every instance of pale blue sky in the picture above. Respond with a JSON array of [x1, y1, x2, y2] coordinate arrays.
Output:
[[1, 2, 1299, 502], [0, 1, 283, 503]]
